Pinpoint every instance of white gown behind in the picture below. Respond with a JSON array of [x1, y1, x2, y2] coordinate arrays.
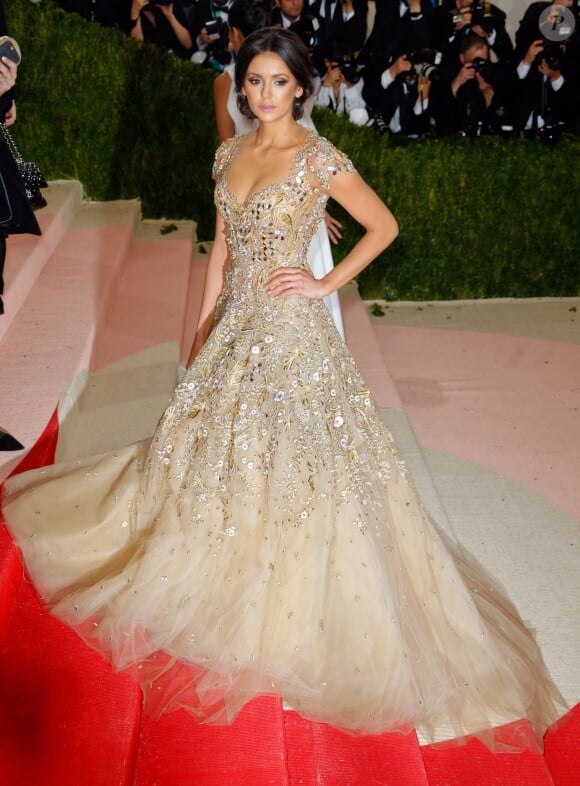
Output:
[[224, 64, 345, 338]]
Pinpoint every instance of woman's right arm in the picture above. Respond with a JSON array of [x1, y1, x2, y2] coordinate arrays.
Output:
[[186, 211, 230, 366], [214, 72, 235, 143]]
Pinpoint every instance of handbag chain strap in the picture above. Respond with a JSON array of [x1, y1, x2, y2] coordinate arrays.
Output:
[[0, 123, 24, 164]]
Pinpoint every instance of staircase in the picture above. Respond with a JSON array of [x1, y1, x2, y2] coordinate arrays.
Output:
[[0, 183, 577, 785]]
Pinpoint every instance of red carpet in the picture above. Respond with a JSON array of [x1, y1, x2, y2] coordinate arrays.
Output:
[[1, 414, 578, 785]]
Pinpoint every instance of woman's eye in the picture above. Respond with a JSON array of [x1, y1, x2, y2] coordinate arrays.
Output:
[[248, 78, 261, 85], [274, 80, 289, 87]]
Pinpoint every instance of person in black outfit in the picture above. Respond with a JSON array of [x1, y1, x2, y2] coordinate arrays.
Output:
[[512, 37, 579, 136], [435, 0, 513, 64], [515, 0, 577, 62], [272, 0, 306, 28], [191, 0, 234, 68], [360, 0, 439, 73], [0, 2, 41, 318], [310, 0, 368, 72], [0, 1, 40, 450], [431, 30, 511, 135], [129, 0, 197, 58], [362, 51, 434, 136], [514, 0, 579, 133]]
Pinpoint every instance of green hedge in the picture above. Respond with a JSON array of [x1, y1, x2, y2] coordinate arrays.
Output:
[[5, 0, 580, 299]]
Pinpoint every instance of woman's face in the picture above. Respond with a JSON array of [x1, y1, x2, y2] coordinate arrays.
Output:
[[242, 52, 303, 123]]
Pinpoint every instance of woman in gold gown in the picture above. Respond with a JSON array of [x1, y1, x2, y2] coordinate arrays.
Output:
[[1, 28, 565, 751]]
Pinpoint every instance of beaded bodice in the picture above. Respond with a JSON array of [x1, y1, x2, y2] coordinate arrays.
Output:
[[212, 131, 353, 318]]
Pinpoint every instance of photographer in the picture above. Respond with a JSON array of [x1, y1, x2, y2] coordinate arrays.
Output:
[[315, 40, 368, 124], [515, 0, 579, 64], [272, 0, 307, 28], [272, 0, 323, 61], [191, 0, 233, 69], [512, 38, 579, 137], [130, 0, 196, 59], [432, 30, 512, 135], [362, 51, 435, 135], [360, 0, 439, 73], [435, 0, 513, 64], [310, 0, 368, 72], [0, 10, 41, 326]]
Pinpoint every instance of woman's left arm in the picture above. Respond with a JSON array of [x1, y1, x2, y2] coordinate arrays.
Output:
[[265, 171, 398, 300]]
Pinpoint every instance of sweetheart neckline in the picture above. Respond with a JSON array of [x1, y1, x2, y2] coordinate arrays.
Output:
[[224, 130, 315, 208]]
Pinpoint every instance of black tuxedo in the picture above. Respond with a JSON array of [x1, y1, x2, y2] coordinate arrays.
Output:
[[137, 0, 196, 58], [271, 8, 297, 27], [360, 0, 438, 71], [431, 63, 510, 135], [0, 0, 41, 314], [312, 0, 368, 54], [512, 66, 579, 132], [363, 70, 431, 135], [515, 1, 580, 85], [515, 1, 551, 63], [435, 1, 513, 64]]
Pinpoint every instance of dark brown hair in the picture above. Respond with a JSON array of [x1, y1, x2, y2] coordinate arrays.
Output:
[[234, 27, 314, 120]]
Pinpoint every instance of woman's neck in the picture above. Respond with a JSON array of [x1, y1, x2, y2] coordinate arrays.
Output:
[[252, 118, 306, 150]]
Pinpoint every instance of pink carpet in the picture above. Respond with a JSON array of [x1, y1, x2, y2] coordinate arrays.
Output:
[[375, 325, 580, 523]]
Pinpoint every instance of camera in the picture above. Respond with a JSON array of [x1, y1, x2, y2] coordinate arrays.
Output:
[[452, 1, 494, 35], [470, 1, 494, 34], [406, 49, 442, 83], [471, 55, 494, 82], [337, 56, 362, 85], [538, 42, 564, 71], [205, 19, 229, 51], [205, 19, 221, 41]]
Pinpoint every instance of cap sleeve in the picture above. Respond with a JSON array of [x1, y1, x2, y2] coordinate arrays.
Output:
[[307, 136, 356, 191], [212, 138, 236, 181]]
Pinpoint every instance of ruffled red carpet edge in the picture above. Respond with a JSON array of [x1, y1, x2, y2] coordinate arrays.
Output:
[[0, 413, 578, 786]]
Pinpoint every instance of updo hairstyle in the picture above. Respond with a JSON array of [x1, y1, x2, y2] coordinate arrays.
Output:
[[235, 28, 314, 121]]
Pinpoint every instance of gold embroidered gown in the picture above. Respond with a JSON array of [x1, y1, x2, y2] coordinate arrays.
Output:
[[1, 132, 565, 748]]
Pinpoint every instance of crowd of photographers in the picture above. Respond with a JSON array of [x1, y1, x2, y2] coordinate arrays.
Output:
[[56, 0, 580, 140]]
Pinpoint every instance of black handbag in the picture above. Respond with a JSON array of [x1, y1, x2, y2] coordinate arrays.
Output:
[[0, 132, 41, 236], [0, 122, 47, 211]]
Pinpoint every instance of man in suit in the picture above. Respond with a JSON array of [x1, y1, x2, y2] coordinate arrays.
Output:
[[515, 0, 578, 62], [431, 30, 511, 135], [272, 0, 306, 27], [435, 0, 513, 64], [362, 51, 433, 135], [130, 0, 197, 58], [359, 0, 439, 73], [310, 0, 368, 71], [512, 37, 578, 135], [0, 0, 38, 449]]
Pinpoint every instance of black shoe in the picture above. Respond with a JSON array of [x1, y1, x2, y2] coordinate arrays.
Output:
[[0, 429, 24, 451]]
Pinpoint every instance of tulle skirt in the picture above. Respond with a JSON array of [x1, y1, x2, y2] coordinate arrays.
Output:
[[1, 293, 565, 751]]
